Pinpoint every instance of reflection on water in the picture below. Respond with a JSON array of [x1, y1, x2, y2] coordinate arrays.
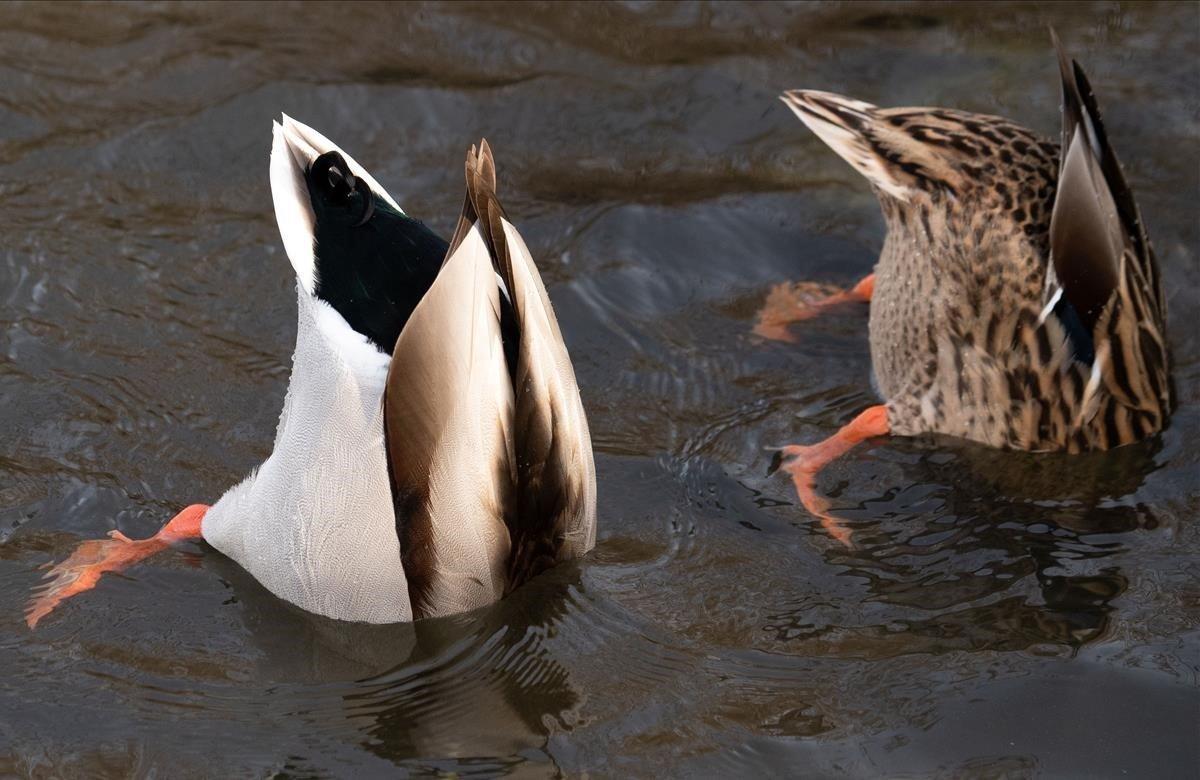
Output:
[[0, 1, 1197, 776], [771, 442, 1162, 656], [230, 573, 585, 772]]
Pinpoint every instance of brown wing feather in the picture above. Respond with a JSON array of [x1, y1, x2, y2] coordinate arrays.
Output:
[[1049, 28, 1165, 330], [446, 142, 500, 259], [386, 142, 596, 616], [460, 141, 598, 590], [1048, 29, 1172, 433], [1050, 29, 1156, 297], [499, 218, 597, 585], [383, 226, 515, 618]]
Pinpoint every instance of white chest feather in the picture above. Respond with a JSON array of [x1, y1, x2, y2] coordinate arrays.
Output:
[[201, 288, 412, 623]]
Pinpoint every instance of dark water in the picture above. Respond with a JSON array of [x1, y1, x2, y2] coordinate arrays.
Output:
[[1, 2, 1197, 776]]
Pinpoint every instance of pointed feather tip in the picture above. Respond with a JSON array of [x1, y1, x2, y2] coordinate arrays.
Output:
[[1048, 26, 1064, 58], [280, 112, 302, 134], [1047, 27, 1106, 165], [779, 90, 826, 130], [1048, 26, 1076, 85], [478, 139, 497, 192], [464, 139, 498, 195], [779, 89, 812, 112], [778, 89, 879, 132]]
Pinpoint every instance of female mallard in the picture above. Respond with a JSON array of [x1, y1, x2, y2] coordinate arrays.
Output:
[[759, 31, 1171, 544], [27, 116, 596, 627]]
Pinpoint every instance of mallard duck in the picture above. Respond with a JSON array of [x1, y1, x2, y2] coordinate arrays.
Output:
[[760, 31, 1171, 544], [27, 116, 596, 627]]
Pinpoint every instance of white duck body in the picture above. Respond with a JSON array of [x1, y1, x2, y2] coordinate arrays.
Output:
[[201, 286, 413, 623], [199, 117, 417, 622]]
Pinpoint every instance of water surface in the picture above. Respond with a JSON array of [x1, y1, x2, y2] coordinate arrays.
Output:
[[1, 2, 1197, 776]]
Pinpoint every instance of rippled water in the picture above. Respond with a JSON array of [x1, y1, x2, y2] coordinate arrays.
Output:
[[1, 2, 1197, 776]]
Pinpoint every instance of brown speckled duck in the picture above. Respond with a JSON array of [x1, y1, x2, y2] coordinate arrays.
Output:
[[758, 31, 1171, 545]]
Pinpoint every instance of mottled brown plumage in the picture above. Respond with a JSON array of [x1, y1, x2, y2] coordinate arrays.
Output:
[[783, 36, 1169, 452], [769, 32, 1171, 543]]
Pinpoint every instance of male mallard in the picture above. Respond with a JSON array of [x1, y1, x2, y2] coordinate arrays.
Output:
[[27, 116, 596, 627], [759, 31, 1171, 544]]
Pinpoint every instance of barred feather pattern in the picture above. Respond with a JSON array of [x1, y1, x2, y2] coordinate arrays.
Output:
[[784, 90, 1171, 453], [870, 113, 1169, 452]]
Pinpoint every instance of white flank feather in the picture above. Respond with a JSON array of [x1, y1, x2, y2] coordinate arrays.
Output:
[[202, 287, 410, 623]]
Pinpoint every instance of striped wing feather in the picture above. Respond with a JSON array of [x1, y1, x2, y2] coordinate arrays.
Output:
[[1048, 30, 1171, 432], [780, 30, 1171, 451]]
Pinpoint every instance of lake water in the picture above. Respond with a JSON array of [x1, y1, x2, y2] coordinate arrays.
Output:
[[0, 2, 1197, 776]]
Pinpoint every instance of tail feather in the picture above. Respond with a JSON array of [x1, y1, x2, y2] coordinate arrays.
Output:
[[440, 143, 597, 593], [1050, 28, 1155, 291], [1048, 29, 1165, 354], [781, 90, 919, 200], [1043, 30, 1171, 423]]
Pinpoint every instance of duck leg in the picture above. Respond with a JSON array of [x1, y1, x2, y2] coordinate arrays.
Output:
[[26, 503, 209, 628], [777, 405, 888, 546], [754, 273, 874, 342]]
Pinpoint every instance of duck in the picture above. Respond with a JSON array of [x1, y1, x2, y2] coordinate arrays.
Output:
[[758, 30, 1171, 545], [26, 115, 597, 627]]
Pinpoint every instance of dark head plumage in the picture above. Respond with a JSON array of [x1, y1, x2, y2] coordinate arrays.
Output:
[[270, 116, 450, 354]]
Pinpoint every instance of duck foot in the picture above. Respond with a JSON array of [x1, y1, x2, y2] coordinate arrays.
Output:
[[776, 405, 889, 547], [26, 503, 209, 628], [754, 273, 874, 343]]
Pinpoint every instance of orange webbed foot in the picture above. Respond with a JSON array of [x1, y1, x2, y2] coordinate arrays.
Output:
[[26, 533, 168, 628], [753, 274, 874, 343], [773, 405, 889, 548], [26, 503, 208, 629], [777, 446, 855, 548]]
